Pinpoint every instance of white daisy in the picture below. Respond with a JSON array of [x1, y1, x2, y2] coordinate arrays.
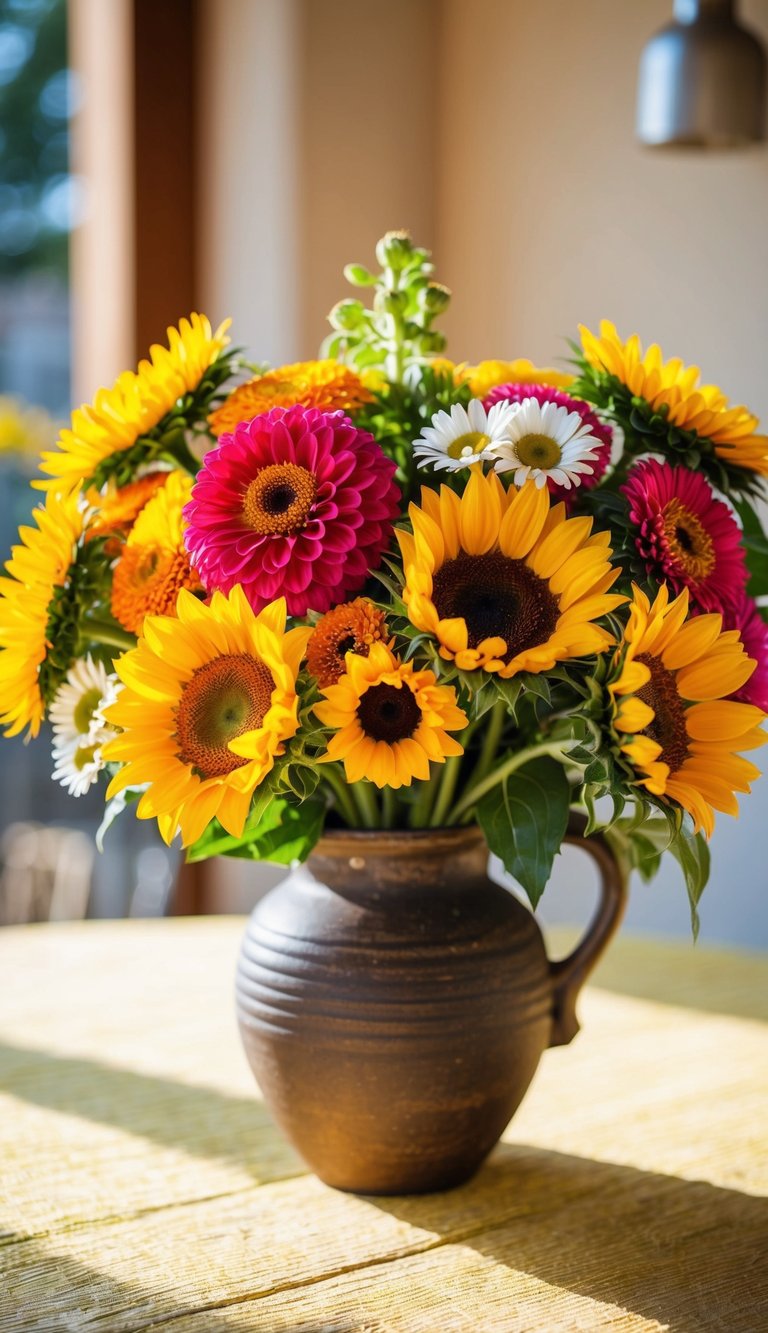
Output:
[[413, 398, 519, 472], [49, 656, 117, 747], [491, 397, 604, 490], [52, 736, 108, 798]]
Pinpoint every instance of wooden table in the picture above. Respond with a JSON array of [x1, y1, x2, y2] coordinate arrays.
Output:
[[1, 919, 766, 1332]]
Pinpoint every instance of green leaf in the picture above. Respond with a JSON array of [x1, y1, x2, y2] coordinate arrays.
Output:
[[186, 794, 326, 865], [735, 499, 768, 597], [476, 756, 571, 908], [668, 822, 710, 940]]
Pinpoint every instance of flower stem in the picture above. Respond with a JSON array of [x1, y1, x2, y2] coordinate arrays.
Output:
[[351, 780, 380, 829], [447, 741, 571, 824], [80, 618, 137, 653], [381, 786, 398, 829], [409, 776, 437, 828], [469, 699, 506, 788], [322, 767, 360, 827], [429, 754, 463, 828]]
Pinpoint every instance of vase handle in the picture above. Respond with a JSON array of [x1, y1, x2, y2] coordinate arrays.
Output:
[[548, 812, 628, 1048]]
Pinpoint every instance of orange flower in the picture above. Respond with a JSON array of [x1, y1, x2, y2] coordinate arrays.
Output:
[[209, 360, 373, 436], [110, 473, 202, 633], [307, 599, 390, 687], [87, 472, 173, 547]]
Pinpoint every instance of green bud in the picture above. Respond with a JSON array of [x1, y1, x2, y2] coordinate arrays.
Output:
[[421, 282, 451, 314], [328, 299, 365, 332], [381, 289, 409, 316], [343, 263, 376, 287], [375, 229, 413, 269]]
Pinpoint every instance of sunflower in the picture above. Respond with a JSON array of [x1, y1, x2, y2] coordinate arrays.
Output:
[[208, 359, 373, 436], [315, 641, 466, 788], [622, 458, 747, 613], [103, 587, 311, 847], [397, 471, 624, 678], [465, 358, 573, 400], [307, 599, 390, 687], [38, 314, 231, 492], [579, 320, 768, 477], [86, 470, 174, 546], [0, 489, 85, 738], [110, 471, 203, 634], [609, 584, 765, 836]]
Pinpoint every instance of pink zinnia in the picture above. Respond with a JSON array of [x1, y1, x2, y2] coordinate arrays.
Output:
[[483, 383, 612, 499], [184, 405, 400, 616], [723, 592, 768, 711], [621, 458, 748, 613]]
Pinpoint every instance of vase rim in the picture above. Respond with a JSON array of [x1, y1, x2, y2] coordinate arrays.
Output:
[[313, 825, 484, 859]]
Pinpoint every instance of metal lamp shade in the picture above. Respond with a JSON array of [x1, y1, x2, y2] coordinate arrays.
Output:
[[637, 0, 766, 148]]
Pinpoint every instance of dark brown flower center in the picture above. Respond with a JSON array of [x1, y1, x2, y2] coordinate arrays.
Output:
[[432, 551, 559, 660], [635, 653, 689, 774], [242, 463, 317, 535], [357, 682, 420, 743], [174, 653, 274, 780], [661, 498, 715, 581]]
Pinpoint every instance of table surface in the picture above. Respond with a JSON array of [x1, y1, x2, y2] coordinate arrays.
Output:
[[1, 918, 766, 1333]]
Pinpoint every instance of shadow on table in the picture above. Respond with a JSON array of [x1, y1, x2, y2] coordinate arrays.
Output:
[[2, 1144, 766, 1332], [364, 1142, 768, 1333], [0, 1038, 302, 1182]]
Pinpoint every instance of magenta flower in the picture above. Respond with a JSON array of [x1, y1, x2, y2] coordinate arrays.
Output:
[[621, 458, 748, 613], [184, 405, 400, 616], [483, 383, 613, 498], [723, 592, 768, 711]]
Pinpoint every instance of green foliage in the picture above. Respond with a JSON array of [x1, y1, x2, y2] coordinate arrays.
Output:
[[322, 230, 451, 380], [475, 755, 571, 908], [38, 532, 113, 705], [668, 821, 710, 941], [186, 792, 326, 865], [735, 498, 768, 598]]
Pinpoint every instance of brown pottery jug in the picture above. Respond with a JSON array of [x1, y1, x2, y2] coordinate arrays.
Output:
[[236, 815, 626, 1195]]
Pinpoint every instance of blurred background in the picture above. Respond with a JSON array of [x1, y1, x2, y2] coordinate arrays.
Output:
[[0, 0, 766, 943]]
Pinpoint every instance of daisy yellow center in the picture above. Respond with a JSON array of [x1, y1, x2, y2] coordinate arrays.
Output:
[[242, 463, 317, 536], [357, 682, 421, 743], [514, 433, 562, 469], [432, 552, 559, 660], [174, 654, 274, 781], [74, 743, 98, 771], [74, 688, 102, 734], [447, 430, 490, 460], [661, 498, 716, 580], [635, 653, 690, 775]]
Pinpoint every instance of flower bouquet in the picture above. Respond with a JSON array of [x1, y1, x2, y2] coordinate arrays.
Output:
[[1, 229, 766, 937]]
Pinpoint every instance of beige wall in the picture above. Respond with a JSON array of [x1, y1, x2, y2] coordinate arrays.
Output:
[[438, 0, 768, 418]]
